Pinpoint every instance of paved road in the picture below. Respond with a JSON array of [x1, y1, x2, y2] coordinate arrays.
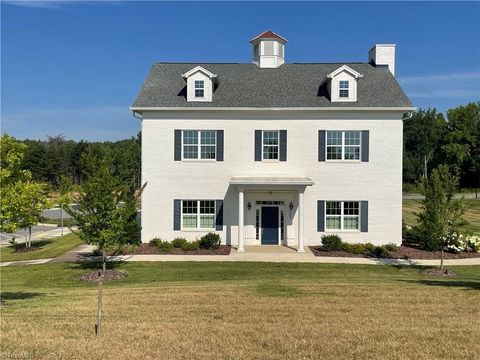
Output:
[[41, 207, 72, 220], [403, 193, 479, 200], [0, 225, 70, 247]]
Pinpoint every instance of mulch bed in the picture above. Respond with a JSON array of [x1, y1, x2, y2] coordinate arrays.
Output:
[[309, 245, 480, 260], [109, 244, 232, 256], [13, 246, 40, 253], [422, 268, 458, 277], [78, 270, 128, 282]]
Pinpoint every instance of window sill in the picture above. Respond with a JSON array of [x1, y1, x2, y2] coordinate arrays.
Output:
[[324, 160, 362, 163], [181, 159, 217, 163], [324, 229, 360, 233], [181, 228, 216, 232], [260, 159, 280, 163]]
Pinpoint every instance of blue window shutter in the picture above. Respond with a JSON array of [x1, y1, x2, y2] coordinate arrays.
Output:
[[215, 200, 224, 231], [216, 130, 224, 161], [318, 130, 326, 161], [173, 199, 181, 230], [361, 201, 368, 232], [317, 200, 325, 232], [174, 130, 182, 161], [279, 130, 287, 161], [255, 130, 262, 161], [361, 130, 369, 162]]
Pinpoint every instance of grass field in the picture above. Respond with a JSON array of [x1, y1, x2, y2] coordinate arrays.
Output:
[[403, 199, 480, 234], [1, 262, 479, 359], [0, 233, 82, 262]]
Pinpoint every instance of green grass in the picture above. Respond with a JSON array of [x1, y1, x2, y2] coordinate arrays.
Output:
[[403, 199, 480, 234], [0, 233, 83, 262], [1, 262, 479, 359]]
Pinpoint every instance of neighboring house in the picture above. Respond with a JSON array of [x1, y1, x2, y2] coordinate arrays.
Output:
[[131, 30, 414, 252]]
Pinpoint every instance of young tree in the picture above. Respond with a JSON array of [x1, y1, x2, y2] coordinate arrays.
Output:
[[58, 175, 73, 235], [67, 150, 140, 335], [417, 165, 467, 269], [1, 134, 50, 246]]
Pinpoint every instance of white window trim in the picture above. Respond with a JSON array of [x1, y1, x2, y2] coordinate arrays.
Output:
[[181, 130, 217, 161], [325, 131, 362, 162], [181, 200, 216, 231], [339, 80, 350, 98], [194, 80, 205, 98], [261, 130, 280, 161], [325, 201, 360, 232]]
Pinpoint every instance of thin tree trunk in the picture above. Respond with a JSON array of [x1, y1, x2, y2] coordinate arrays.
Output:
[[96, 279, 103, 336], [440, 247, 444, 270], [28, 226, 32, 248], [102, 249, 106, 273]]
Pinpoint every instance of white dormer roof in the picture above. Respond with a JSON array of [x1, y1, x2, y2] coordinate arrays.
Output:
[[327, 65, 363, 79], [181, 66, 217, 79]]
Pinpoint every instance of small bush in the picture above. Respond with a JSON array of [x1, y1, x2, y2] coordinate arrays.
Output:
[[342, 243, 366, 254], [181, 240, 200, 251], [112, 244, 139, 255], [363, 243, 376, 254], [372, 246, 391, 258], [384, 243, 398, 252], [172, 237, 188, 248], [321, 234, 343, 251], [199, 233, 221, 249], [149, 239, 174, 252]]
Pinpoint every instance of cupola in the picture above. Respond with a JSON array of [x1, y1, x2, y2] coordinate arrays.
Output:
[[250, 30, 287, 68]]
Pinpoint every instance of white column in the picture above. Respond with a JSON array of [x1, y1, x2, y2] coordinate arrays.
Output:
[[238, 189, 245, 252], [297, 191, 305, 253]]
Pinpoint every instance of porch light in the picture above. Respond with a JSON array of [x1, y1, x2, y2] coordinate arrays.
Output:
[[247, 202, 252, 210], [289, 202, 294, 211]]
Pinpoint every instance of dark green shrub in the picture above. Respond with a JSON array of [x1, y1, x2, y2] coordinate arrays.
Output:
[[372, 246, 391, 258], [384, 243, 398, 252], [363, 243, 376, 254], [199, 232, 221, 249], [149, 239, 173, 252], [172, 237, 188, 248], [342, 243, 366, 254], [181, 240, 200, 251], [149, 238, 163, 247], [321, 234, 343, 251]]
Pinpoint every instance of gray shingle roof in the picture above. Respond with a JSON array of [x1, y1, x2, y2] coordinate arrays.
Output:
[[132, 63, 413, 108]]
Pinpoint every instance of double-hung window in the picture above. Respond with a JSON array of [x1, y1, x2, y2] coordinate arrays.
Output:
[[325, 201, 360, 231], [326, 130, 361, 160], [262, 131, 279, 160], [194, 80, 204, 98], [339, 80, 349, 98], [182, 130, 216, 160], [181, 200, 215, 229]]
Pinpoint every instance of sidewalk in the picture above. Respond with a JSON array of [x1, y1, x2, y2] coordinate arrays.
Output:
[[2, 245, 479, 266]]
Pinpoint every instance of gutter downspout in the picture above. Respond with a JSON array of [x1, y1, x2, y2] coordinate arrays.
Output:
[[132, 110, 143, 120], [402, 111, 413, 121]]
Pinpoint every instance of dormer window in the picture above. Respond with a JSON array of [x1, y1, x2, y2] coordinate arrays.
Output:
[[195, 80, 204, 98], [181, 66, 217, 102], [339, 81, 349, 98], [326, 65, 363, 103]]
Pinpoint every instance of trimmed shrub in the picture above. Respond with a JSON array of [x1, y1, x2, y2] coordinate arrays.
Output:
[[372, 246, 391, 258], [199, 232, 221, 249], [149, 239, 174, 252], [342, 243, 366, 254], [149, 238, 163, 247], [363, 243, 376, 254], [172, 237, 188, 248], [110, 244, 139, 255], [384, 243, 398, 252], [321, 234, 343, 251], [181, 240, 200, 251]]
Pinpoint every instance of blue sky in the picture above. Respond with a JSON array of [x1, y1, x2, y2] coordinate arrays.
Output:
[[2, 1, 479, 141]]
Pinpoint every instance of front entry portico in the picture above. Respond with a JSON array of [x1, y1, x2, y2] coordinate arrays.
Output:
[[230, 176, 314, 253]]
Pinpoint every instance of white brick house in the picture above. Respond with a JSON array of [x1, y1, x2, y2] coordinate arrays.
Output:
[[131, 31, 414, 252]]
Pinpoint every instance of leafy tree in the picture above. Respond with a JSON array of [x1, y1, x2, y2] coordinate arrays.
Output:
[[0, 134, 50, 246], [442, 102, 480, 189], [67, 152, 140, 272], [416, 165, 466, 269], [58, 175, 73, 235], [403, 109, 447, 183]]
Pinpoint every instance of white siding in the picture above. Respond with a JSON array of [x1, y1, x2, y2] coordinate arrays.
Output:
[[141, 110, 403, 247], [186, 72, 213, 102], [330, 72, 357, 102]]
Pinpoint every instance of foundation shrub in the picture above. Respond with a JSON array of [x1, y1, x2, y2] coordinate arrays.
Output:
[[181, 240, 200, 251], [321, 234, 343, 251], [172, 237, 188, 248], [199, 233, 221, 249]]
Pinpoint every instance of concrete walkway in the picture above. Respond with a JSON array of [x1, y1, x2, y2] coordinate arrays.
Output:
[[1, 245, 479, 267]]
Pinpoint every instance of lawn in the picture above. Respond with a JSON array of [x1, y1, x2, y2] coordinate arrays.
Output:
[[403, 199, 480, 234], [1, 262, 479, 359], [0, 233, 83, 262]]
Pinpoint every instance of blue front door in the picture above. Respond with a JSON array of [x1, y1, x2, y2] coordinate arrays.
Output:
[[261, 206, 279, 245]]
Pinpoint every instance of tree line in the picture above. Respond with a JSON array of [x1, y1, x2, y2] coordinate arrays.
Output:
[[19, 134, 141, 189], [403, 102, 479, 189]]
